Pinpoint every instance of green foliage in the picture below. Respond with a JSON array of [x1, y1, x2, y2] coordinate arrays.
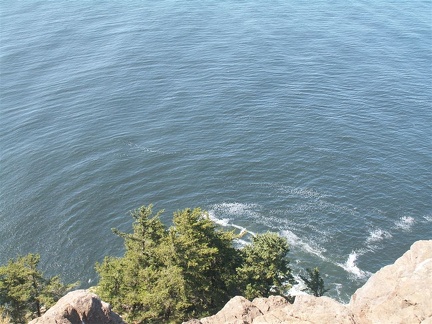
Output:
[[300, 267, 329, 297], [237, 232, 295, 300], [169, 208, 241, 315], [0, 254, 77, 323], [96, 205, 188, 323], [96, 204, 295, 323]]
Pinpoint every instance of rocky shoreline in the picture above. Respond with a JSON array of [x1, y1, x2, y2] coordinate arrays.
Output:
[[30, 240, 432, 324]]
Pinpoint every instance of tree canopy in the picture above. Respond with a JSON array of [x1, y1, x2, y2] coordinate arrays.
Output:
[[96, 204, 296, 323], [0, 254, 76, 323], [1, 204, 328, 324], [237, 232, 295, 300]]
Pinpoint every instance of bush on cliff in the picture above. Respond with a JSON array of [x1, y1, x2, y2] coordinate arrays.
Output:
[[96, 204, 295, 323], [0, 254, 77, 323]]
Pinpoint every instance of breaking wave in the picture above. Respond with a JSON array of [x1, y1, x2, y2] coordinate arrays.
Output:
[[338, 251, 371, 279], [280, 230, 327, 261]]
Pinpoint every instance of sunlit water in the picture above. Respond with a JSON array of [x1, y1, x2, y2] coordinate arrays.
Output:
[[1, 1, 431, 302]]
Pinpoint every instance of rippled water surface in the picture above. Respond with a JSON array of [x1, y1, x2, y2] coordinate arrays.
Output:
[[1, 1, 431, 302]]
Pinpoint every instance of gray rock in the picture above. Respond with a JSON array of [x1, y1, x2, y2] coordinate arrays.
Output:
[[29, 289, 125, 324]]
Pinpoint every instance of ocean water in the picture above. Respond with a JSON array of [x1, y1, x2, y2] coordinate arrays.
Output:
[[1, 1, 431, 303]]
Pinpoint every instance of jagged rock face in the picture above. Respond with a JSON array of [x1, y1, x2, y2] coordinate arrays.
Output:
[[199, 296, 263, 324], [28, 289, 125, 324], [196, 296, 290, 324], [349, 240, 432, 324], [253, 295, 355, 324], [185, 295, 354, 324], [184, 240, 432, 324], [252, 296, 289, 314]]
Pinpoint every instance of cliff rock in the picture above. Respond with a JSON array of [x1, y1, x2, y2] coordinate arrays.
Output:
[[349, 240, 432, 324], [199, 296, 263, 324], [253, 295, 355, 324], [185, 240, 432, 324], [28, 289, 125, 324], [252, 295, 289, 314]]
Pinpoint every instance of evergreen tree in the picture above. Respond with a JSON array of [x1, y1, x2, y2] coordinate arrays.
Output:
[[237, 232, 295, 300], [96, 205, 178, 323], [300, 267, 329, 297], [169, 208, 241, 316], [0, 254, 76, 323], [96, 204, 294, 323]]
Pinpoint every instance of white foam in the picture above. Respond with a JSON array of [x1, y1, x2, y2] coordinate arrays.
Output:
[[232, 224, 256, 236], [338, 251, 370, 279], [366, 228, 392, 244], [288, 275, 308, 296], [280, 230, 327, 260], [210, 202, 260, 216], [334, 283, 342, 296], [394, 216, 415, 231], [423, 215, 432, 222], [207, 207, 256, 237], [286, 187, 324, 199], [208, 213, 230, 227]]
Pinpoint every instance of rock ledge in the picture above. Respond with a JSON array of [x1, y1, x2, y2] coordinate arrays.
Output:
[[185, 240, 432, 324]]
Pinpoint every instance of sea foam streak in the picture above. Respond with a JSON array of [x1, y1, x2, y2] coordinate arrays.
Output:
[[280, 230, 327, 260], [207, 210, 254, 247], [288, 275, 308, 297], [210, 202, 378, 283], [366, 228, 392, 244], [394, 216, 415, 231], [210, 202, 260, 216], [210, 202, 331, 261], [338, 251, 371, 279], [423, 215, 432, 222], [208, 203, 257, 236]]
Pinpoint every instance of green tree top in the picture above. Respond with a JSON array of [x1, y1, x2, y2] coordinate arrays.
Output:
[[0, 254, 77, 324], [96, 204, 295, 323], [237, 232, 296, 300]]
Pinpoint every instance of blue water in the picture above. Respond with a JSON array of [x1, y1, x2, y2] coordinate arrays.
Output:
[[1, 1, 431, 302]]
